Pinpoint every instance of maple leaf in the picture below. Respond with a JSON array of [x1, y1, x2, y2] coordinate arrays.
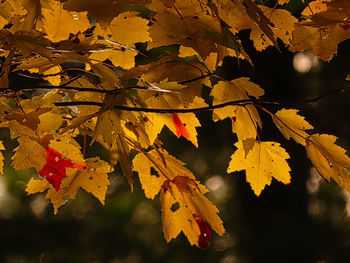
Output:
[[90, 12, 151, 69], [290, 0, 350, 61], [38, 1, 90, 42], [305, 134, 350, 192], [39, 134, 86, 190], [148, 1, 220, 59], [63, 0, 151, 28], [12, 136, 47, 171], [26, 157, 109, 213], [290, 22, 350, 61], [228, 139, 291, 196], [13, 0, 47, 31], [160, 176, 225, 248], [273, 108, 313, 146], [211, 78, 264, 140], [64, 157, 110, 204], [133, 148, 205, 199], [2, 30, 54, 60], [249, 6, 297, 51], [140, 94, 205, 147], [0, 1, 14, 28], [241, 0, 279, 50], [302, 0, 350, 27], [39, 147, 86, 191], [133, 147, 224, 248]]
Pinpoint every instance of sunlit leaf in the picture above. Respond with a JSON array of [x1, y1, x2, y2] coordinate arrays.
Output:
[[211, 78, 264, 140], [160, 176, 224, 248], [305, 134, 350, 192], [273, 108, 313, 146], [228, 139, 291, 196]]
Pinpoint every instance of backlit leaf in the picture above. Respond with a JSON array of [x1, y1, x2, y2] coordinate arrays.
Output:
[[90, 12, 151, 69], [305, 134, 350, 192], [39, 146, 86, 191], [228, 139, 291, 196], [63, 0, 151, 27], [133, 148, 202, 199], [273, 108, 313, 146], [160, 176, 224, 248], [211, 78, 264, 140], [39, 1, 90, 41], [26, 157, 109, 213], [65, 157, 110, 205], [12, 136, 46, 171]]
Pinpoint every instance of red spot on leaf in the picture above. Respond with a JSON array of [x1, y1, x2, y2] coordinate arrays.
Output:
[[340, 23, 350, 29], [172, 113, 189, 139], [195, 215, 211, 249], [39, 147, 86, 191]]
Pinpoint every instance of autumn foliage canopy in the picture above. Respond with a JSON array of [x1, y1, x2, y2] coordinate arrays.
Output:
[[0, 0, 350, 249]]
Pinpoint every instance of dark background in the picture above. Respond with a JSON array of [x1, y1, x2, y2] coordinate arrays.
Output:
[[1, 2, 350, 263]]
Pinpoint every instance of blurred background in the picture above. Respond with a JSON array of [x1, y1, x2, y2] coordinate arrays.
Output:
[[1, 1, 350, 263]]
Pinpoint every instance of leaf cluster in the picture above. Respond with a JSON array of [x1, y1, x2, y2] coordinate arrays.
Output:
[[0, 0, 349, 249]]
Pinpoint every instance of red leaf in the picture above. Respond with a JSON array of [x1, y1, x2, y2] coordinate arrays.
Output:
[[195, 215, 211, 249], [172, 113, 189, 139], [39, 147, 85, 191]]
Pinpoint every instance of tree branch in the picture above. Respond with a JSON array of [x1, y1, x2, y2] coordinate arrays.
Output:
[[3, 72, 213, 95], [53, 84, 350, 113]]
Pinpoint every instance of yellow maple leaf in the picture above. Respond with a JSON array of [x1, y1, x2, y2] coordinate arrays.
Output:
[[290, 0, 350, 61], [12, 0, 46, 31], [26, 175, 72, 214], [49, 134, 85, 165], [133, 148, 203, 199], [305, 134, 350, 192], [273, 108, 313, 146], [148, 2, 220, 59], [38, 1, 90, 41], [90, 12, 151, 69], [0, 141, 4, 174], [37, 112, 64, 132], [63, 0, 151, 28], [7, 120, 37, 140], [228, 139, 291, 196], [12, 136, 46, 171], [26, 178, 51, 194], [211, 78, 264, 140], [65, 157, 110, 204], [249, 6, 297, 51], [0, 1, 15, 29], [141, 93, 204, 147], [290, 23, 350, 61], [160, 176, 224, 248], [26, 157, 110, 214]]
